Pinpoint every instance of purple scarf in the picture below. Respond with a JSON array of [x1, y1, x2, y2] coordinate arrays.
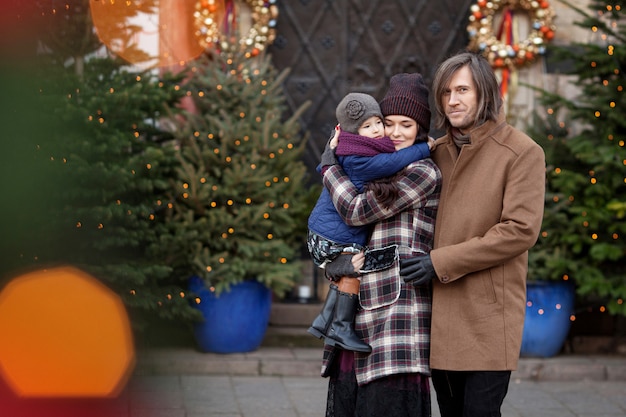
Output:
[[335, 131, 395, 157]]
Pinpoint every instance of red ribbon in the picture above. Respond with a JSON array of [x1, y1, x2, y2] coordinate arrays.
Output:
[[223, 0, 236, 36], [496, 8, 513, 97]]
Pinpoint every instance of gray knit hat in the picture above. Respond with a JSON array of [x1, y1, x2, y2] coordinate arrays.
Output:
[[335, 93, 383, 134], [379, 73, 431, 134]]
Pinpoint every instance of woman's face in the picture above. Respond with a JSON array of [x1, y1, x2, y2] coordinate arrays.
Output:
[[384, 115, 418, 150]]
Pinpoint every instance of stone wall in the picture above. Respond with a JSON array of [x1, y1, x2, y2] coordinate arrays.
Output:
[[507, 0, 592, 130]]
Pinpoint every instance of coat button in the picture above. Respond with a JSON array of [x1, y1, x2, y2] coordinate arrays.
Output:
[[441, 275, 450, 282]]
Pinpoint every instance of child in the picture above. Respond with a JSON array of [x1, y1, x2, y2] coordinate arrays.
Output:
[[306, 92, 431, 352]]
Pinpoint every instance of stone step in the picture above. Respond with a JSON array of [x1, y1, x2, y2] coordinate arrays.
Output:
[[269, 301, 323, 327], [264, 301, 324, 348], [262, 325, 324, 348], [135, 346, 626, 381]]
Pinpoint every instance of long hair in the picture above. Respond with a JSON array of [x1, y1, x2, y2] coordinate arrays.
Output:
[[365, 128, 429, 209], [431, 51, 502, 132]]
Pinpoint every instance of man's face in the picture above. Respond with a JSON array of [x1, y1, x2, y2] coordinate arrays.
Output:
[[443, 65, 478, 132]]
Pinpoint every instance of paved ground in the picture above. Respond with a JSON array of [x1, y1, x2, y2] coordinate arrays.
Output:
[[3, 347, 626, 417], [130, 347, 626, 417], [124, 375, 626, 417]]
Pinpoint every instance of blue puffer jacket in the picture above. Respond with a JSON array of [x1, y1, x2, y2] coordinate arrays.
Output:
[[308, 141, 430, 247]]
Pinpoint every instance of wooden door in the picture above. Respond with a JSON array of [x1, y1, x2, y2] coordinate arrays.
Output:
[[268, 0, 475, 175]]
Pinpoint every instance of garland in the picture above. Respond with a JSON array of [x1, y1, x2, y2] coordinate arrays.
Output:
[[194, 0, 278, 56], [467, 0, 556, 69]]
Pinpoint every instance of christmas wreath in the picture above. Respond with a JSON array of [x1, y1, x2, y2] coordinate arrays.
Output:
[[194, 0, 278, 56], [467, 0, 556, 69]]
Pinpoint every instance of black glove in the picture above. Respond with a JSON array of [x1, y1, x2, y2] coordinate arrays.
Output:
[[320, 140, 338, 169], [400, 255, 436, 286], [324, 254, 360, 281]]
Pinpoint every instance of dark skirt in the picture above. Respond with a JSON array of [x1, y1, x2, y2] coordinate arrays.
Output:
[[325, 350, 431, 417]]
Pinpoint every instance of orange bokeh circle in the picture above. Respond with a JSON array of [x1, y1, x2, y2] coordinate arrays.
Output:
[[0, 266, 135, 397]]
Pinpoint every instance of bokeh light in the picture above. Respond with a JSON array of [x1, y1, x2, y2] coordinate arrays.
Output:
[[0, 266, 135, 397]]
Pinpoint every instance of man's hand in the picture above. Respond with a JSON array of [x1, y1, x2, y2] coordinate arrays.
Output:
[[324, 253, 361, 281], [400, 254, 436, 286], [427, 136, 436, 151]]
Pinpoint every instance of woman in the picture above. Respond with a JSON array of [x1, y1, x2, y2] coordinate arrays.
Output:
[[307, 92, 431, 353], [319, 73, 442, 417]]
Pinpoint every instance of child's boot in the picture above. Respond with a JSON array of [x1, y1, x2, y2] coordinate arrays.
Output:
[[307, 284, 339, 339], [324, 277, 371, 353]]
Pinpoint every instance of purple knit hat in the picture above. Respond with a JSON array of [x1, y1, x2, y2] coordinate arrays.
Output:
[[379, 73, 431, 133]]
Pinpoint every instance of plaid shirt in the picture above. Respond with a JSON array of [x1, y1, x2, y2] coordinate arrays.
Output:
[[320, 158, 441, 385]]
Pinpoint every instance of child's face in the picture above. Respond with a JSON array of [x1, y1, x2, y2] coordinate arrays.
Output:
[[357, 116, 385, 139]]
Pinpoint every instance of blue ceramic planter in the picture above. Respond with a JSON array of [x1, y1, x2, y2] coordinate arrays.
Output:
[[189, 277, 272, 354], [521, 280, 575, 358]]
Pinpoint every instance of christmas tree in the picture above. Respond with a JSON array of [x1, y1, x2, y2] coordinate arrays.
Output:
[[39, 58, 198, 324], [0, 2, 202, 328], [160, 47, 316, 298], [529, 0, 626, 316]]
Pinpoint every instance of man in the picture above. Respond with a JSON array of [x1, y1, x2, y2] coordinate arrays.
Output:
[[400, 52, 546, 416]]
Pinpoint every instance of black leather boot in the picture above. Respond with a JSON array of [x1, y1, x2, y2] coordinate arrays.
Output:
[[324, 291, 372, 353], [308, 284, 339, 339]]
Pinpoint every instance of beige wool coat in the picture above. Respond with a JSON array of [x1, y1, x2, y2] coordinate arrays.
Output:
[[429, 110, 546, 371]]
